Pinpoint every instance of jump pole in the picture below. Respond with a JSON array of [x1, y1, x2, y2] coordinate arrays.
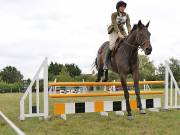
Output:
[[49, 91, 164, 98], [48, 81, 164, 87]]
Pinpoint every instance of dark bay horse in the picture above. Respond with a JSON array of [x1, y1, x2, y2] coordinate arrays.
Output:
[[95, 20, 152, 120]]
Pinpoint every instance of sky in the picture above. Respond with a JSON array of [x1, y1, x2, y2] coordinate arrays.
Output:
[[0, 0, 180, 79]]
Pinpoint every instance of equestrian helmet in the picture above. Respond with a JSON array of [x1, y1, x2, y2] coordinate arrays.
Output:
[[116, 1, 127, 9]]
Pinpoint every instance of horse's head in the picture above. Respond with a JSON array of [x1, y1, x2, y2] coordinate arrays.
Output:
[[133, 20, 152, 55]]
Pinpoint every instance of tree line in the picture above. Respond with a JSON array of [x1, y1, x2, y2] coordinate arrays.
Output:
[[0, 55, 180, 92]]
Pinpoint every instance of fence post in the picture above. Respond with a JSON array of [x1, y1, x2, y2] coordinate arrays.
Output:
[[164, 61, 169, 109]]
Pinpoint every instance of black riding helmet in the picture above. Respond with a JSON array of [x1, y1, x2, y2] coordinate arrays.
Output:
[[116, 1, 127, 10]]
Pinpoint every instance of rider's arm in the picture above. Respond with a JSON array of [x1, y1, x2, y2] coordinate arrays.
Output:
[[126, 13, 131, 34], [111, 12, 120, 33]]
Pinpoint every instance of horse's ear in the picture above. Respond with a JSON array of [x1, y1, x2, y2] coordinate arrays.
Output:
[[138, 20, 142, 26], [146, 21, 150, 28], [137, 20, 143, 29], [130, 24, 138, 32], [132, 24, 137, 30]]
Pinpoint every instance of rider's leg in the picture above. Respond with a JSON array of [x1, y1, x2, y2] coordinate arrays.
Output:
[[103, 32, 118, 70], [103, 48, 111, 70], [109, 31, 118, 51]]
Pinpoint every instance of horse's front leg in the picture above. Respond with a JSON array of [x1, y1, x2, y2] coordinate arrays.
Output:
[[120, 75, 133, 120], [96, 68, 104, 82], [102, 70, 108, 82], [132, 70, 146, 114]]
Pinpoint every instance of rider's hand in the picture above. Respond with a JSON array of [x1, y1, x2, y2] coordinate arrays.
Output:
[[118, 32, 125, 39]]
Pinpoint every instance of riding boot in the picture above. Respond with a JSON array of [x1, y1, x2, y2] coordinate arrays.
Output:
[[103, 48, 111, 71]]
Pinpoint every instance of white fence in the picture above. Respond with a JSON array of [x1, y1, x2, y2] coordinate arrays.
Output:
[[19, 58, 48, 120], [164, 61, 180, 109]]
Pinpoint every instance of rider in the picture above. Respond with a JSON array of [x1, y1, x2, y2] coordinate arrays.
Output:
[[104, 1, 132, 70]]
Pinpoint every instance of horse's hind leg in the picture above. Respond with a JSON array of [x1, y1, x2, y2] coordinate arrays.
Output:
[[120, 75, 133, 120], [96, 68, 104, 82]]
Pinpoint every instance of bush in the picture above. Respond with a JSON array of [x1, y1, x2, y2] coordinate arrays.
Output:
[[0, 81, 23, 93]]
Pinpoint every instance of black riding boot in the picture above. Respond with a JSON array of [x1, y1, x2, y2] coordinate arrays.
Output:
[[103, 48, 111, 70]]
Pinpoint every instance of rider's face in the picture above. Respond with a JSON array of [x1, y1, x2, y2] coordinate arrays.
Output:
[[118, 6, 126, 12]]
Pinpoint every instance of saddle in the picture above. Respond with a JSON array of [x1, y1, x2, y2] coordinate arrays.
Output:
[[111, 37, 124, 56], [98, 38, 124, 55]]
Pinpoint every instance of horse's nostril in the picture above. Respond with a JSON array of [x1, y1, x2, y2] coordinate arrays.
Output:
[[145, 48, 152, 52], [145, 47, 152, 55], [146, 48, 149, 51]]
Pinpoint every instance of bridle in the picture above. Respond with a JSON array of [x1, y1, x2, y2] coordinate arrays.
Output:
[[123, 29, 150, 52]]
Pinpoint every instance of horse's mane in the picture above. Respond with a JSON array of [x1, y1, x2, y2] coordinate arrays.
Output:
[[129, 22, 146, 34], [129, 24, 138, 34], [114, 22, 145, 51], [115, 24, 139, 50], [123, 23, 142, 41], [121, 24, 137, 43]]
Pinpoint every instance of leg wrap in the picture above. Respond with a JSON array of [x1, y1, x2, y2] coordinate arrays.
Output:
[[134, 86, 142, 109]]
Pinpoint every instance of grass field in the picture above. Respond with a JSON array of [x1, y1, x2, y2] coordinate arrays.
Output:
[[0, 90, 180, 135]]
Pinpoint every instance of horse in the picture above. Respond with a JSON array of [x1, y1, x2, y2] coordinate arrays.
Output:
[[95, 20, 152, 120]]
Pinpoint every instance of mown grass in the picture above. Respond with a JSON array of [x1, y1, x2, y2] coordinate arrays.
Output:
[[0, 89, 180, 135]]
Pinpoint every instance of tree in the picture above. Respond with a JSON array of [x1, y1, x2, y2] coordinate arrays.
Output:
[[65, 64, 81, 77], [48, 62, 81, 80], [156, 63, 165, 80], [48, 62, 63, 81], [169, 58, 180, 81], [56, 67, 75, 82], [75, 74, 96, 82], [108, 71, 119, 81], [0, 66, 23, 83], [156, 57, 180, 81], [139, 54, 156, 80]]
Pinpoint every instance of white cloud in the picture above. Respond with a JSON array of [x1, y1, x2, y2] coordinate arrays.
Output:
[[0, 0, 180, 78]]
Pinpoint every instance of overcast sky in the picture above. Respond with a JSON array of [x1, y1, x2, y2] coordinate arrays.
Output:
[[0, 0, 180, 79]]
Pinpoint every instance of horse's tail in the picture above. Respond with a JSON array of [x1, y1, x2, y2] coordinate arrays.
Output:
[[91, 57, 98, 71], [91, 41, 109, 71]]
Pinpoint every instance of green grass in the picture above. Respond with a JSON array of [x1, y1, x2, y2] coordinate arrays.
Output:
[[0, 90, 180, 135]]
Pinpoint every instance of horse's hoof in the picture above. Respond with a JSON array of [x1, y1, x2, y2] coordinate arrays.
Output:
[[127, 115, 134, 120], [139, 109, 146, 114]]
